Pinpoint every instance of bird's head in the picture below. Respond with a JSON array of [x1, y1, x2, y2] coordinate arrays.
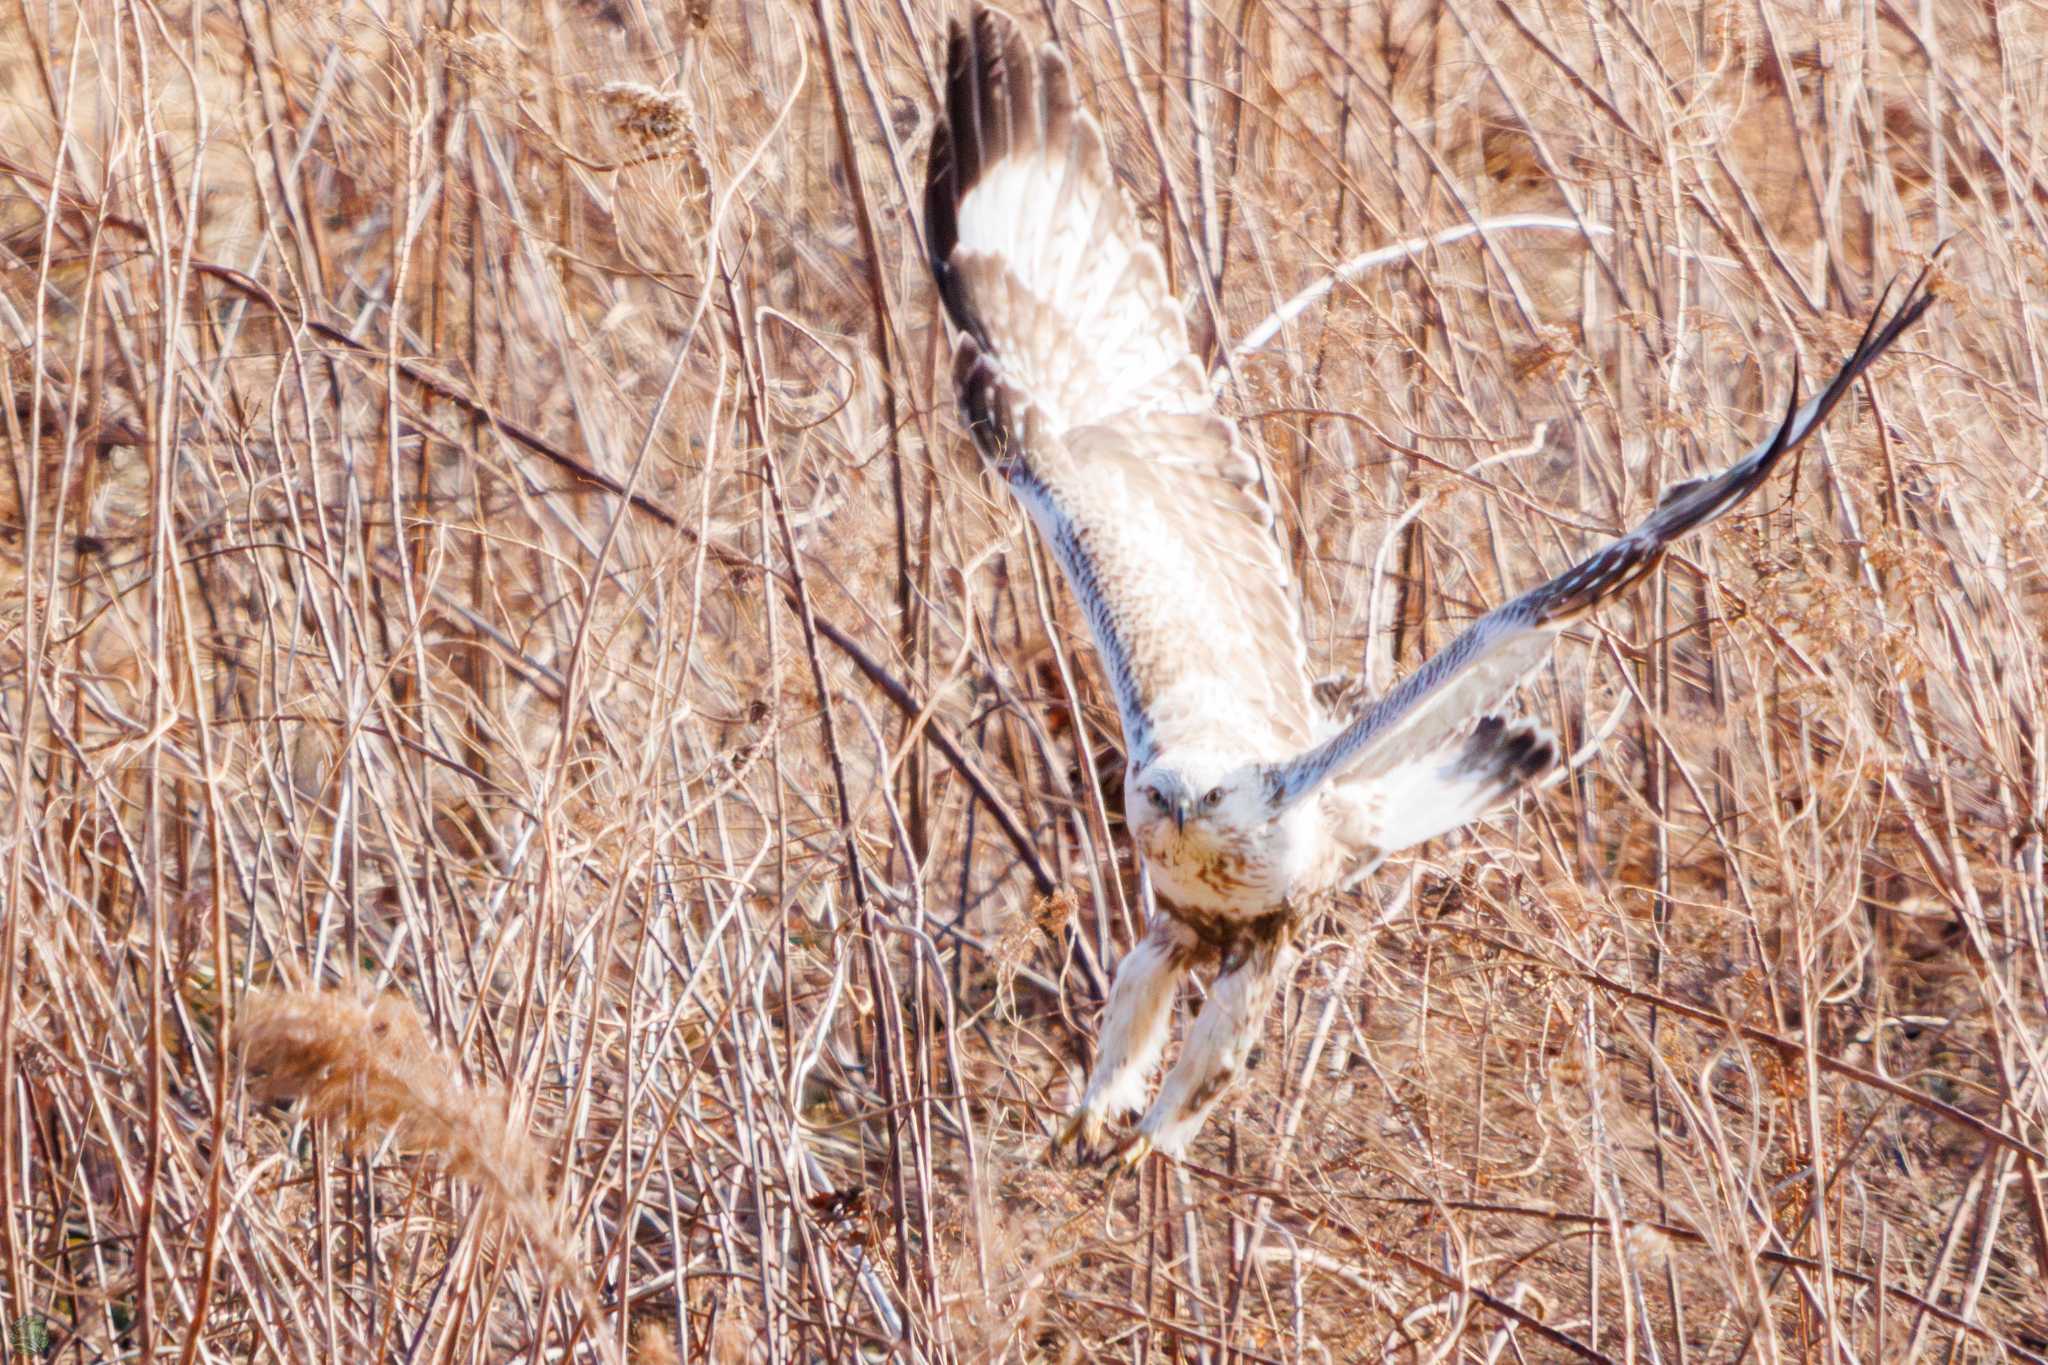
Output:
[[1128, 756, 1257, 842]]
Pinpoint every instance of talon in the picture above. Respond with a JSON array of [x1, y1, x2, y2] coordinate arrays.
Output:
[[1111, 1131, 1155, 1171], [1055, 1106, 1107, 1158]]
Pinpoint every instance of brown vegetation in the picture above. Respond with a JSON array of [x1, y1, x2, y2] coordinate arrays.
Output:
[[1, 0, 2043, 1360]]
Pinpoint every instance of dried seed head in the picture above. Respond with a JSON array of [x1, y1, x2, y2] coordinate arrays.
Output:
[[240, 983, 610, 1350], [598, 81, 697, 153]]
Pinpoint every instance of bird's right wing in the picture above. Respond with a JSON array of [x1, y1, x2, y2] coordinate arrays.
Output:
[[1270, 265, 1939, 839], [926, 7, 1318, 766]]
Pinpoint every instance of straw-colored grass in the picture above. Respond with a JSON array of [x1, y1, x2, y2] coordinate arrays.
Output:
[[1, 0, 2043, 1360]]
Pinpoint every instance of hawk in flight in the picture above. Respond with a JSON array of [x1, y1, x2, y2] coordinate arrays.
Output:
[[923, 5, 1936, 1164]]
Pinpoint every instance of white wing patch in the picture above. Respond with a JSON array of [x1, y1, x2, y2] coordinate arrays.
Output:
[[1337, 715, 1558, 853]]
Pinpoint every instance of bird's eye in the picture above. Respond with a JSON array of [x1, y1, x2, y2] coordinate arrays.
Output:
[[1203, 786, 1224, 808], [1146, 786, 1168, 811]]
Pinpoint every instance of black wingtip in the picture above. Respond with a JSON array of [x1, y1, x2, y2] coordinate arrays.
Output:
[[923, 18, 972, 336], [1720, 253, 1941, 518], [923, 5, 1042, 346], [1784, 251, 1941, 449]]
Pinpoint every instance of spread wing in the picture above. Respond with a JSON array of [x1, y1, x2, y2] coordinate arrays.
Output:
[[925, 7, 1316, 769], [1271, 265, 1939, 841]]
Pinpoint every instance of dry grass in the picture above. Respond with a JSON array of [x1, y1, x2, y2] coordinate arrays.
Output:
[[1, 0, 2044, 1360]]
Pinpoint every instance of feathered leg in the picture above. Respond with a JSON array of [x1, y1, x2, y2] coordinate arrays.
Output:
[[1059, 914, 1201, 1154], [1122, 922, 1291, 1164]]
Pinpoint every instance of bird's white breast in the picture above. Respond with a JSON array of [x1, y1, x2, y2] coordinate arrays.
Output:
[[1135, 796, 1333, 918]]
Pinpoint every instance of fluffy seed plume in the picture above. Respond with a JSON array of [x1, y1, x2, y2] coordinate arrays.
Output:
[[241, 983, 614, 1359], [242, 983, 544, 1209]]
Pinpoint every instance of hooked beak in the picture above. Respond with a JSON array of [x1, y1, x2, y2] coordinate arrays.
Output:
[[1172, 797, 1191, 833]]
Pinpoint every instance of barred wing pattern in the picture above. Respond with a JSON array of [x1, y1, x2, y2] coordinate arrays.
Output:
[[1269, 268, 1939, 826], [926, 9, 1317, 768]]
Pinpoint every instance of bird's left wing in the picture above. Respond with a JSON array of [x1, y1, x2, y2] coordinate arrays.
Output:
[[1268, 267, 1939, 825]]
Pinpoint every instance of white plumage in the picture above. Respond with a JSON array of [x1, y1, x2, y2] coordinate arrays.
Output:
[[924, 4, 1937, 1164]]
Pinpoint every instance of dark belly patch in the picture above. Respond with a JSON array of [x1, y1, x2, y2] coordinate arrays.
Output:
[[1160, 903, 1293, 972]]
